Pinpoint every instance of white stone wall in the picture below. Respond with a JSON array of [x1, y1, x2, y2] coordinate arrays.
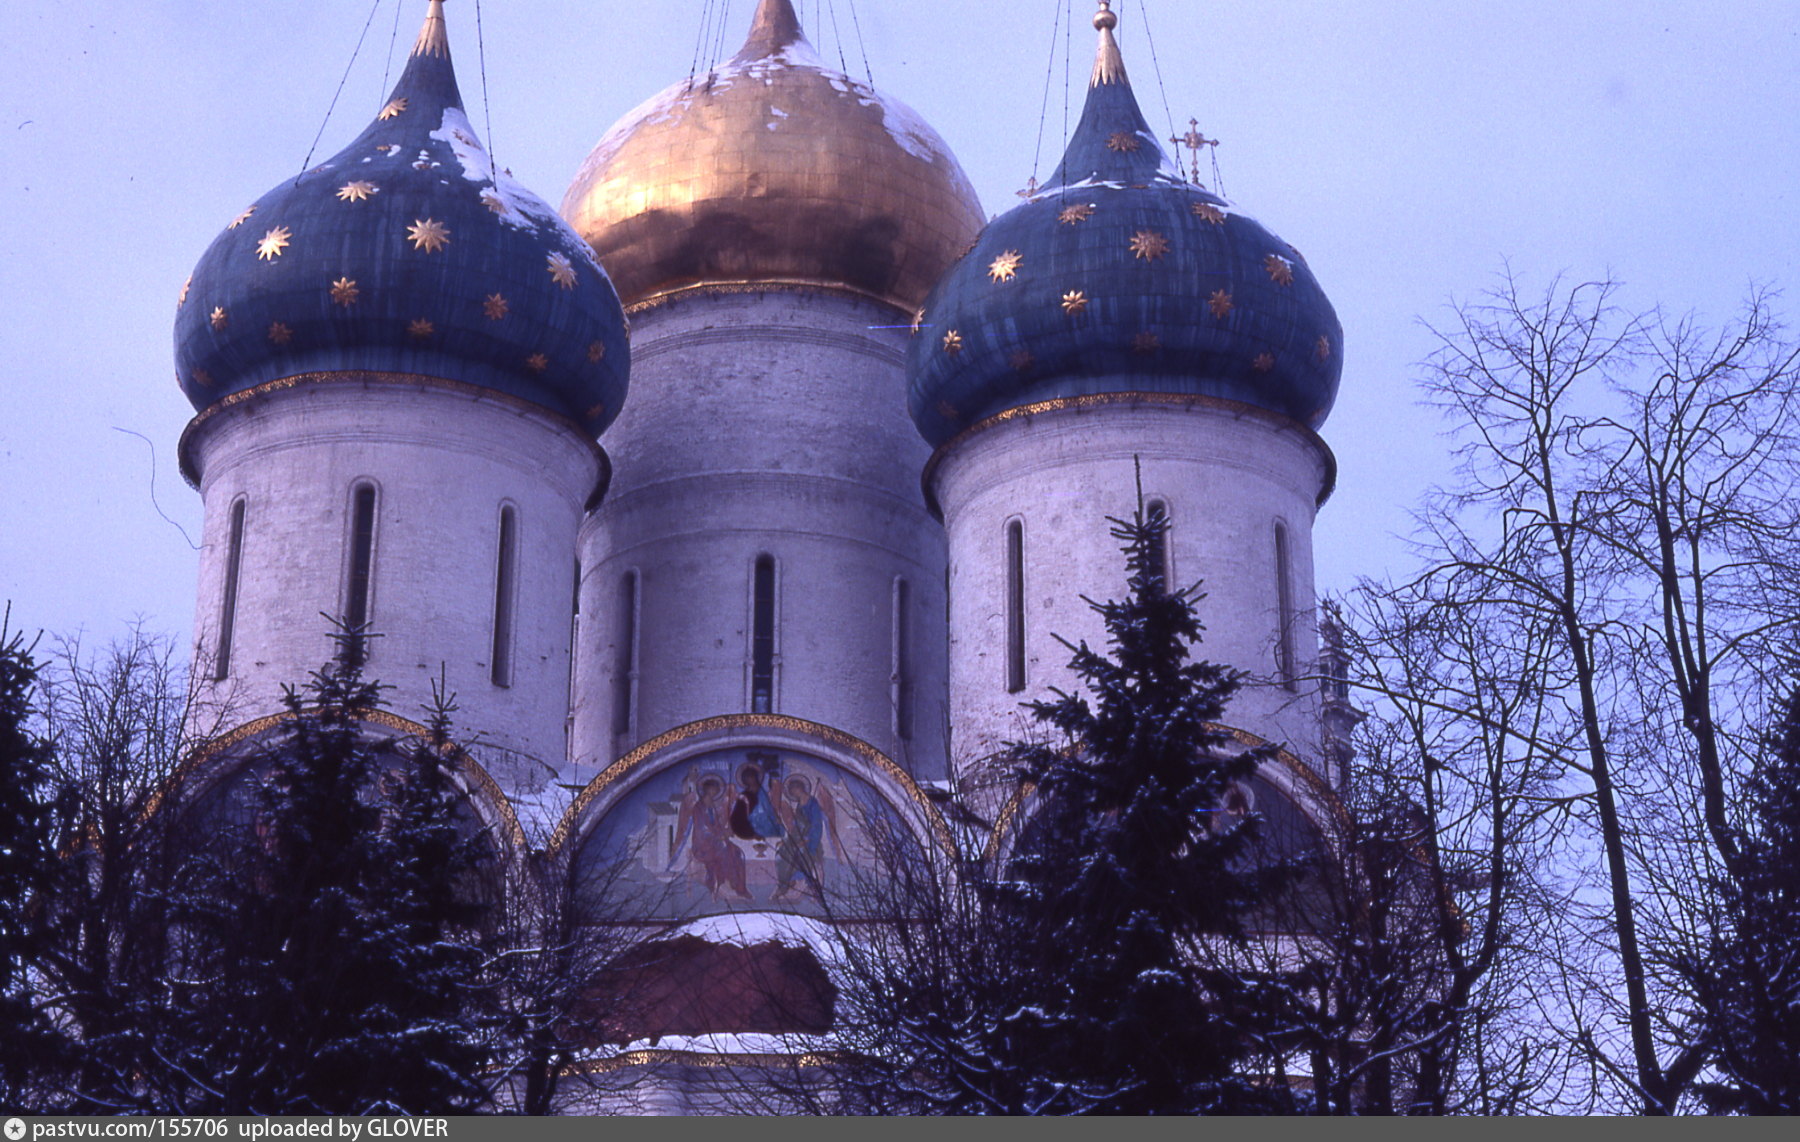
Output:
[[184, 378, 601, 817], [572, 290, 949, 786], [931, 397, 1336, 792]]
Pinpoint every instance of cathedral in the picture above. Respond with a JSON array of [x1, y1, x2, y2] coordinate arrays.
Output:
[[169, 0, 1348, 1107]]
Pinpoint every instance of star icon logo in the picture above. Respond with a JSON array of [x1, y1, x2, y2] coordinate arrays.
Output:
[[546, 252, 578, 289], [988, 250, 1023, 283], [406, 218, 451, 253], [7, 1117, 27, 1140], [1129, 229, 1170, 261], [255, 225, 292, 261]]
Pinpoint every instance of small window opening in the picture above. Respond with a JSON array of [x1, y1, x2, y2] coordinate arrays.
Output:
[[214, 498, 247, 681], [893, 577, 914, 741], [1145, 498, 1170, 595], [1275, 521, 1297, 691], [344, 484, 378, 660], [613, 570, 639, 739], [490, 506, 518, 687], [751, 555, 777, 713], [1005, 520, 1026, 693]]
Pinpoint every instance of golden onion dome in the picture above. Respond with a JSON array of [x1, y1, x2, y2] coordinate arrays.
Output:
[[561, 0, 984, 313]]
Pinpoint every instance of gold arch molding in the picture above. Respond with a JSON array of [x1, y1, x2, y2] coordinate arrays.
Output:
[[982, 721, 1349, 864], [155, 706, 527, 854], [549, 713, 954, 862]]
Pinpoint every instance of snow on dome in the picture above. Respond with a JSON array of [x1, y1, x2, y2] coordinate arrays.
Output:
[[560, 0, 982, 311], [173, 0, 629, 438]]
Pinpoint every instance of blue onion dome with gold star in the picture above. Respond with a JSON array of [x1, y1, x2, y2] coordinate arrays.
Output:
[[174, 0, 629, 437], [562, 0, 984, 313], [907, 2, 1341, 448]]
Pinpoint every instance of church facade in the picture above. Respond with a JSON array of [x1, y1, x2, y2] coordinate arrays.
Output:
[[170, 0, 1348, 1101]]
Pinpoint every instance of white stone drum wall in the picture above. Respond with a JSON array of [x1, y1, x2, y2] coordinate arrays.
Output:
[[572, 290, 949, 785], [930, 397, 1335, 791], [184, 379, 601, 813]]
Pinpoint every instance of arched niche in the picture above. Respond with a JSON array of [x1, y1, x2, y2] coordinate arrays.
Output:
[[549, 715, 953, 926], [152, 707, 527, 873], [984, 723, 1352, 934]]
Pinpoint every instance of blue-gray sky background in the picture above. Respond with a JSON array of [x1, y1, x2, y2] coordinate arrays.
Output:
[[3, 0, 1797, 647]]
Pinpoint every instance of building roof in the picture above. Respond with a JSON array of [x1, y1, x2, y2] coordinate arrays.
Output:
[[173, 0, 630, 437], [907, 1, 1342, 447]]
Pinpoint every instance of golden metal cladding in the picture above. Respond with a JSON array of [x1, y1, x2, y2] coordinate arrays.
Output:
[[562, 6, 983, 313]]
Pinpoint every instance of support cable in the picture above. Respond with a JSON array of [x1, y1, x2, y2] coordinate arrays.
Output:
[[475, 0, 495, 173], [1133, 0, 1181, 154], [299, 0, 387, 181], [846, 0, 873, 85], [1031, 0, 1065, 190], [380, 0, 404, 102]]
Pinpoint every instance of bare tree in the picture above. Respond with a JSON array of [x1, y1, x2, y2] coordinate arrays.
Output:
[[1345, 271, 1800, 1112]]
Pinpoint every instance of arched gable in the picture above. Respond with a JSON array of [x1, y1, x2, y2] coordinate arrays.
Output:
[[550, 714, 952, 925]]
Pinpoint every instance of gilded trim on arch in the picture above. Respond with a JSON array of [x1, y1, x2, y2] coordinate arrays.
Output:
[[152, 706, 527, 852], [549, 713, 952, 857], [980, 722, 1348, 864]]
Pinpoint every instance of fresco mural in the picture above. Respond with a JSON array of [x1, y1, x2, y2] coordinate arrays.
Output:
[[569, 745, 921, 922]]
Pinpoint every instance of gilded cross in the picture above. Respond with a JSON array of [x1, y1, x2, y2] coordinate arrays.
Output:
[[1170, 118, 1219, 185]]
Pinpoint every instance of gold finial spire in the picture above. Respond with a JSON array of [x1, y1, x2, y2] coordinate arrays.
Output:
[[736, 0, 806, 62], [1091, 1, 1128, 87], [412, 0, 450, 59]]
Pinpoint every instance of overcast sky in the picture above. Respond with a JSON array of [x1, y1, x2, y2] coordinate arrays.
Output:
[[3, 0, 1797, 650]]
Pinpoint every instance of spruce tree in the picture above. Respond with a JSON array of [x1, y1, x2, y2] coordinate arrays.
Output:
[[1000, 501, 1292, 1114], [0, 611, 66, 1110], [1689, 675, 1800, 1114], [153, 637, 490, 1114]]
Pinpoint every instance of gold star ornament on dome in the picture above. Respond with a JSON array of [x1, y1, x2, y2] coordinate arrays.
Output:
[[988, 250, 1023, 283], [1263, 254, 1295, 286], [267, 321, 293, 346], [1129, 230, 1170, 261], [1208, 289, 1233, 319], [336, 180, 378, 203], [942, 330, 964, 355], [587, 341, 606, 363], [1058, 203, 1095, 225], [1106, 131, 1142, 153], [192, 369, 213, 388], [209, 306, 229, 331], [936, 400, 959, 421], [1062, 290, 1090, 317], [228, 205, 256, 230], [1253, 352, 1275, 373], [255, 226, 292, 261], [408, 318, 435, 340], [406, 219, 451, 254], [378, 97, 409, 121], [330, 277, 360, 307], [177, 277, 190, 309], [1009, 349, 1035, 372], [525, 353, 549, 374], [546, 252, 578, 290], [910, 308, 925, 336], [1316, 335, 1332, 362], [480, 189, 508, 215], [1132, 331, 1161, 355], [483, 293, 509, 320], [1191, 202, 1225, 225]]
